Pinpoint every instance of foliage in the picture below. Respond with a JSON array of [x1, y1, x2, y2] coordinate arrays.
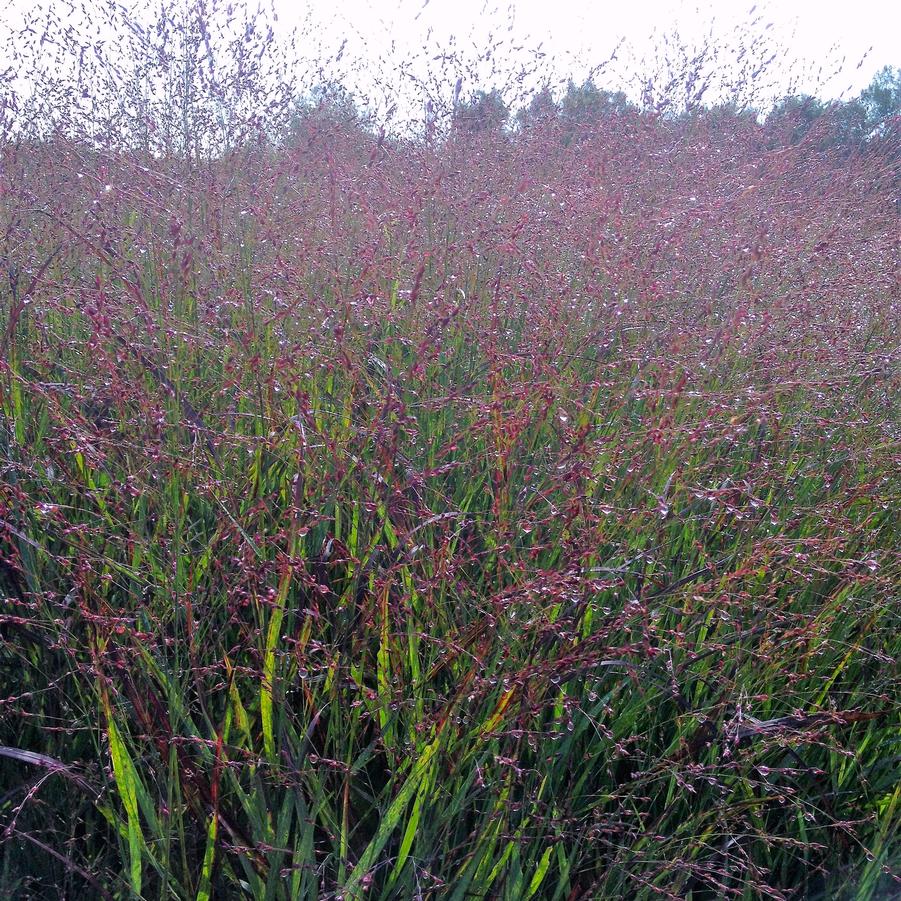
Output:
[[514, 80, 636, 146], [860, 66, 901, 131], [764, 67, 901, 154], [559, 80, 634, 129], [454, 89, 510, 134]]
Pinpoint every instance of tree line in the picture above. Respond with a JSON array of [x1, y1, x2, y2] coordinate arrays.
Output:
[[451, 66, 901, 152]]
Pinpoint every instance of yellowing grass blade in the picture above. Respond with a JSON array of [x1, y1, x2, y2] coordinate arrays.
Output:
[[262, 564, 292, 762], [480, 686, 516, 736], [104, 713, 144, 898], [195, 810, 218, 901]]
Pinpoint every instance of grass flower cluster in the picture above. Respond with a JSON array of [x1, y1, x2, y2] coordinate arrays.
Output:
[[0, 2, 899, 898]]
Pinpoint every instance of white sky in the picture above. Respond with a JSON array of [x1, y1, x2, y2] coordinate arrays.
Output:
[[285, 0, 898, 101], [2, 0, 898, 114]]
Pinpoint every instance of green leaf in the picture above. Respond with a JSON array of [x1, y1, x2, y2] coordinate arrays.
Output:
[[105, 717, 144, 898], [195, 812, 218, 901], [343, 734, 441, 899]]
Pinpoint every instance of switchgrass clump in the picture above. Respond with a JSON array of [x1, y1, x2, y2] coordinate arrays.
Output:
[[1, 2, 899, 898]]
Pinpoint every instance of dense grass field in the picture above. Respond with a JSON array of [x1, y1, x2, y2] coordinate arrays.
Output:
[[1, 6, 900, 899]]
